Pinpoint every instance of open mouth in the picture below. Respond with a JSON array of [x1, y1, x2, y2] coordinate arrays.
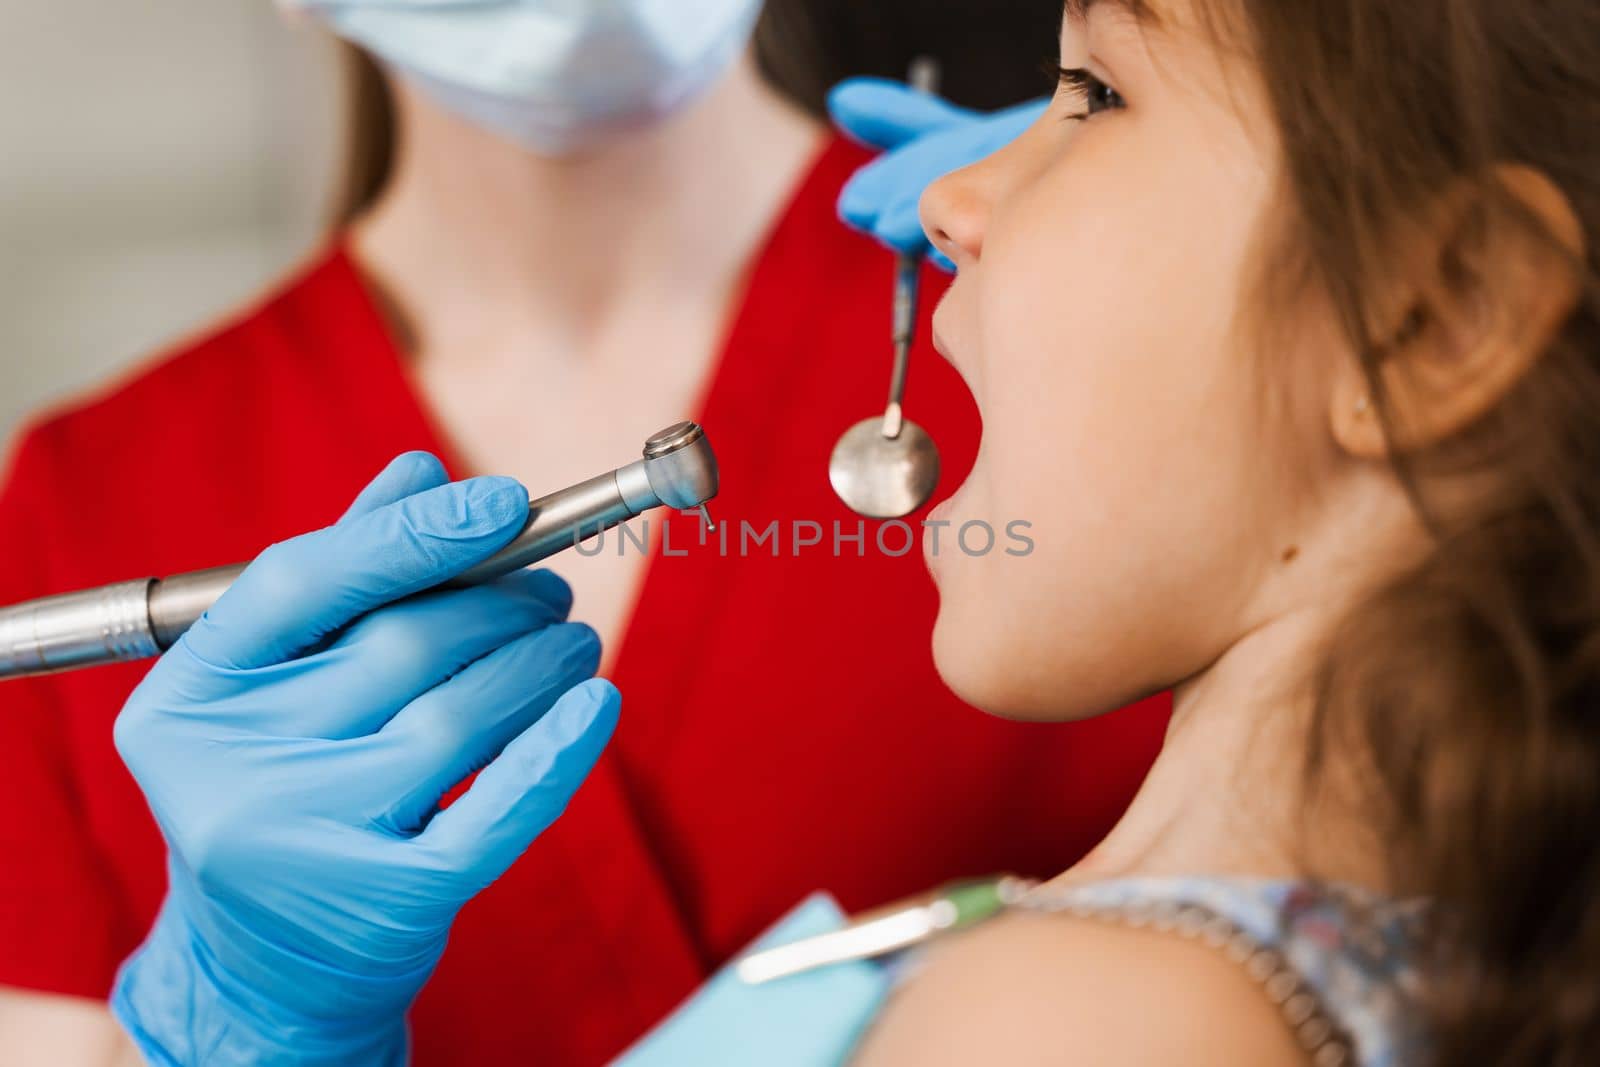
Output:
[[927, 299, 983, 527], [929, 291, 972, 387]]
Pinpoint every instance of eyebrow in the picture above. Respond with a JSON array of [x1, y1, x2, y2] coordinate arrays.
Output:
[[1063, 0, 1164, 26]]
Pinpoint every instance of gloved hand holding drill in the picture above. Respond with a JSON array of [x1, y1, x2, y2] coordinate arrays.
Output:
[[111, 452, 620, 1066]]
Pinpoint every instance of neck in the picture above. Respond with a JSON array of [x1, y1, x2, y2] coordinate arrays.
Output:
[[350, 50, 824, 354], [1070, 605, 1387, 889]]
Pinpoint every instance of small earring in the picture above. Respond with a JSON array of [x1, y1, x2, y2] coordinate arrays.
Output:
[[1354, 396, 1371, 417]]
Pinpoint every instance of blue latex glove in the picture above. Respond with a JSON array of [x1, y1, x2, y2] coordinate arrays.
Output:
[[614, 894, 890, 1067], [831, 77, 1049, 272], [111, 452, 621, 1067]]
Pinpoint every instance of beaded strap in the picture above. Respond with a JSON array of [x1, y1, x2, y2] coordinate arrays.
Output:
[[1014, 888, 1357, 1066]]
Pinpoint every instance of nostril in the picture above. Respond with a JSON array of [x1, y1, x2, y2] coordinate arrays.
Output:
[[926, 226, 967, 271], [923, 179, 987, 266]]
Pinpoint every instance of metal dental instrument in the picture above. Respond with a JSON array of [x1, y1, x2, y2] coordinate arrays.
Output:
[[0, 422, 718, 682], [736, 876, 1036, 985], [829, 57, 944, 521]]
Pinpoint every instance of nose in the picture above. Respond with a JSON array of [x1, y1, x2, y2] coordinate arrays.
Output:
[[921, 107, 1051, 270], [922, 161, 994, 269], [921, 102, 1054, 270]]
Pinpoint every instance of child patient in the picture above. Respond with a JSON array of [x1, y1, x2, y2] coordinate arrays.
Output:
[[850, 0, 1600, 1063]]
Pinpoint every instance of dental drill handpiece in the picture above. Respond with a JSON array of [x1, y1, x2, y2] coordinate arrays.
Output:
[[0, 422, 718, 681]]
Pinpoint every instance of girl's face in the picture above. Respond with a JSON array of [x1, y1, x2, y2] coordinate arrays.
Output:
[[923, 1, 1363, 720]]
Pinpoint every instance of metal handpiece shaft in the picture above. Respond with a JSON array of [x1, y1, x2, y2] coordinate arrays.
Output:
[[0, 423, 717, 682], [448, 462, 658, 588]]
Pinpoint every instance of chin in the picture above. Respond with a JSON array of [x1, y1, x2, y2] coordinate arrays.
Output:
[[931, 606, 1060, 722], [931, 595, 1154, 724]]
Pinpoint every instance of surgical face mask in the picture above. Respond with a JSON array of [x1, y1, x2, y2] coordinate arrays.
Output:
[[298, 0, 765, 156]]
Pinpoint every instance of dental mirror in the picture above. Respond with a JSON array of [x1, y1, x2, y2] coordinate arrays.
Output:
[[829, 255, 942, 518], [829, 58, 944, 521]]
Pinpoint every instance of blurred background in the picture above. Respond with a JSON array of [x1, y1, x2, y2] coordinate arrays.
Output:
[[0, 1, 343, 441]]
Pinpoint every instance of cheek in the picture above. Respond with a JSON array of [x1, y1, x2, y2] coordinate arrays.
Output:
[[930, 120, 1286, 720]]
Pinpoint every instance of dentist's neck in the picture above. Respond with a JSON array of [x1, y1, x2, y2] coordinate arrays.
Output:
[[350, 49, 824, 353]]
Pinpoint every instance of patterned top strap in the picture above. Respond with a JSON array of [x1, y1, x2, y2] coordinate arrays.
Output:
[[1015, 877, 1430, 1067]]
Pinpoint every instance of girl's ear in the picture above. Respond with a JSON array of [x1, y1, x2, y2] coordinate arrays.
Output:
[[1330, 164, 1587, 460]]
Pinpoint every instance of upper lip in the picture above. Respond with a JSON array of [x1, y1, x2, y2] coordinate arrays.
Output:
[[931, 322, 954, 365], [931, 321, 968, 386]]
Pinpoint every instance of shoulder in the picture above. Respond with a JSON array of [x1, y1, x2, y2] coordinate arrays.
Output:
[[2, 243, 360, 476], [0, 241, 388, 583], [851, 913, 1309, 1067]]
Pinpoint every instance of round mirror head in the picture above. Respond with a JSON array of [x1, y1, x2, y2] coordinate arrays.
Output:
[[829, 417, 942, 520]]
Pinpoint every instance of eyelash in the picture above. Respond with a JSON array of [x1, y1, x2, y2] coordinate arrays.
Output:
[[1057, 66, 1126, 119]]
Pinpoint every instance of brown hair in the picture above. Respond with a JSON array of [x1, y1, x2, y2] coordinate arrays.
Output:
[[328, 0, 1064, 225], [1190, 1, 1600, 1063], [332, 47, 394, 229]]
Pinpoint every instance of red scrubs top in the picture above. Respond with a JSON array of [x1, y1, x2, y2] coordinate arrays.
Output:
[[0, 138, 1168, 1065]]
